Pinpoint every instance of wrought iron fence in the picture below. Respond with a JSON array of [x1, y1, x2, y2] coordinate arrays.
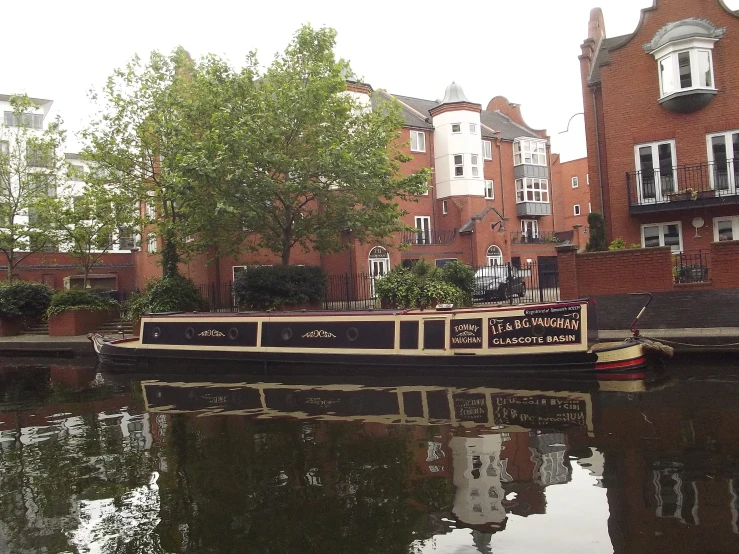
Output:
[[195, 261, 561, 313], [672, 251, 710, 284], [399, 228, 458, 246], [626, 160, 739, 207]]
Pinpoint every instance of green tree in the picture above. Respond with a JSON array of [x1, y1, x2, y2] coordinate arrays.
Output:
[[0, 94, 66, 280], [51, 171, 139, 288], [586, 212, 607, 252], [82, 48, 200, 279], [175, 25, 431, 266]]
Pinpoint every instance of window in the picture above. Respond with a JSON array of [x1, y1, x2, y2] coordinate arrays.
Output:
[[415, 216, 431, 244], [572, 176, 579, 188], [641, 221, 682, 252], [482, 140, 492, 160], [26, 144, 50, 167], [486, 245, 503, 266], [69, 164, 86, 180], [635, 140, 676, 202], [145, 201, 156, 219], [469, 123, 477, 134], [513, 138, 547, 166], [521, 220, 539, 240], [454, 154, 464, 177], [707, 130, 739, 193], [515, 178, 549, 203], [442, 200, 448, 215], [470, 154, 479, 177], [451, 123, 461, 133], [147, 233, 157, 253], [410, 130, 426, 153], [484, 180, 494, 199], [589, 203, 592, 213], [435, 258, 457, 268], [0, 141, 8, 155], [233, 265, 248, 281], [574, 204, 581, 216], [657, 48, 715, 99], [714, 216, 739, 241], [586, 173, 590, 185], [3, 111, 43, 129], [118, 228, 135, 250]]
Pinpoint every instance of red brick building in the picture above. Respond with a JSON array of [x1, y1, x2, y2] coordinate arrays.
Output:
[[136, 82, 580, 290], [551, 155, 591, 236], [580, 0, 739, 254]]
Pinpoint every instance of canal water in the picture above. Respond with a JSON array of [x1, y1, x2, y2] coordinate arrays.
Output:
[[1, 357, 738, 554]]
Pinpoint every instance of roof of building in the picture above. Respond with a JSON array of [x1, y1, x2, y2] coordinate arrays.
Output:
[[588, 33, 632, 85], [0, 94, 53, 107], [390, 93, 539, 140]]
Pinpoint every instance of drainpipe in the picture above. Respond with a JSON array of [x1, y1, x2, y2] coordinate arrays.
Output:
[[496, 132, 505, 218], [549, 151, 556, 233], [592, 87, 605, 223]]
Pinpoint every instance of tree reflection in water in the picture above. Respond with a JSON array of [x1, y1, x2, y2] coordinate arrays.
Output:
[[1, 363, 739, 553]]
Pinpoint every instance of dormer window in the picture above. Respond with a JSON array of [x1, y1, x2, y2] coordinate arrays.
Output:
[[644, 19, 725, 113]]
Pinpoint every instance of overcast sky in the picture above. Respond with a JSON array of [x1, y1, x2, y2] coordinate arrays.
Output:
[[5, 0, 738, 161]]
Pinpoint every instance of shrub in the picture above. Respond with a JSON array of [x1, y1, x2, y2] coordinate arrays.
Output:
[[0, 281, 53, 321], [439, 261, 475, 305], [46, 289, 118, 318], [125, 274, 209, 322], [608, 237, 627, 250], [374, 264, 466, 309], [233, 265, 327, 310], [587, 212, 607, 251]]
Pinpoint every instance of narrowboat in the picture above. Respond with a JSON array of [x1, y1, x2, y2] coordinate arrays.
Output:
[[89, 298, 672, 379]]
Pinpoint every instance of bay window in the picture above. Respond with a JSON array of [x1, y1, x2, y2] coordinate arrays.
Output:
[[515, 178, 549, 203], [513, 138, 547, 166]]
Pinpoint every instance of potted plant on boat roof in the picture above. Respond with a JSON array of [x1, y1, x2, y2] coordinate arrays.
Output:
[[0, 281, 53, 336], [46, 289, 119, 336]]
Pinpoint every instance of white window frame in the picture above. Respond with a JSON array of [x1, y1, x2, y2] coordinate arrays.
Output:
[[484, 180, 494, 199], [410, 130, 426, 153], [521, 220, 539, 240], [588, 202, 592, 213], [515, 178, 549, 204], [451, 123, 461, 134], [0, 140, 8, 155], [656, 43, 716, 100], [586, 173, 590, 185], [706, 130, 739, 194], [442, 200, 448, 215], [572, 176, 579, 188], [147, 233, 157, 253], [486, 245, 503, 266], [145, 201, 156, 219], [641, 221, 683, 253], [415, 216, 431, 245], [232, 265, 248, 282], [469, 123, 477, 134], [634, 140, 677, 203], [713, 215, 739, 242], [574, 204, 581, 216], [470, 154, 479, 177], [453, 154, 464, 178], [482, 140, 492, 160], [513, 138, 547, 166]]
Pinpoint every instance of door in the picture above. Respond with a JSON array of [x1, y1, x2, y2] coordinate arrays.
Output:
[[636, 142, 676, 202], [415, 216, 431, 244], [708, 132, 739, 194], [368, 246, 390, 298]]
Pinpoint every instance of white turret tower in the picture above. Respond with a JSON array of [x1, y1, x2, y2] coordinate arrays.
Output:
[[429, 83, 485, 199]]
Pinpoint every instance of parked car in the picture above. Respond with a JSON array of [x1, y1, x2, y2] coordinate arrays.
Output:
[[473, 264, 526, 302]]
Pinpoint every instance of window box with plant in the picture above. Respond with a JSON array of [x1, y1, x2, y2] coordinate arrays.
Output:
[[47, 290, 119, 336]]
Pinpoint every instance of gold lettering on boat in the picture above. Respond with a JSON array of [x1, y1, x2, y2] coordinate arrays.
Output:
[[301, 329, 337, 339], [198, 329, 226, 337]]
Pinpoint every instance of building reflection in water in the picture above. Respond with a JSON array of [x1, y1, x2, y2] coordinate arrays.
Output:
[[1, 363, 739, 553]]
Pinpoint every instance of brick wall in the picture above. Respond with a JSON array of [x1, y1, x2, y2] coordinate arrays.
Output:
[[557, 240, 739, 328]]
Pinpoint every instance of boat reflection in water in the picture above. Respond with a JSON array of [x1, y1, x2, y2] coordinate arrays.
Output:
[[140, 373, 645, 535]]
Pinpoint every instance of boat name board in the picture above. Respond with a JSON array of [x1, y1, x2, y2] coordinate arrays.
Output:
[[488, 304, 582, 347], [451, 318, 483, 349]]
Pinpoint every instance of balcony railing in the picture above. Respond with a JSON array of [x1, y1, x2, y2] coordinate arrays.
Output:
[[510, 230, 572, 245], [400, 228, 457, 246], [626, 160, 739, 212]]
